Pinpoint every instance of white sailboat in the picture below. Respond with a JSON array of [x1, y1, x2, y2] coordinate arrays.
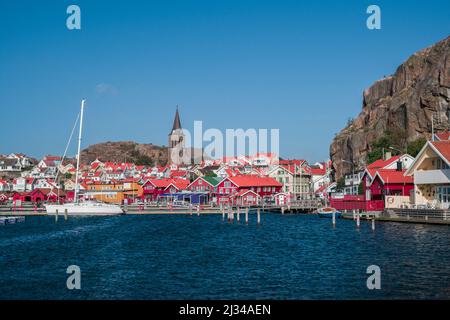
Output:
[[45, 99, 123, 216]]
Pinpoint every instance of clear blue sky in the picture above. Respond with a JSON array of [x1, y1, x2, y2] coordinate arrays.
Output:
[[1, 0, 449, 162]]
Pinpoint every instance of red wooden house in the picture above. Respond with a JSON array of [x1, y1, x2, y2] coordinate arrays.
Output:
[[142, 178, 190, 201], [363, 169, 414, 211], [232, 189, 260, 206], [187, 176, 222, 193], [216, 175, 282, 205]]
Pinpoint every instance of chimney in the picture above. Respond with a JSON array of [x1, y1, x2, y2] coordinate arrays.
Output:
[[396, 160, 403, 171], [384, 151, 392, 161]]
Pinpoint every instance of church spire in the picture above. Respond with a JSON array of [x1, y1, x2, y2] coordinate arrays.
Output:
[[171, 105, 182, 132]]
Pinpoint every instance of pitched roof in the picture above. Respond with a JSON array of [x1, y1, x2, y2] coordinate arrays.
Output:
[[233, 189, 260, 198], [367, 155, 401, 170], [171, 106, 182, 132], [374, 169, 413, 184], [228, 175, 282, 187], [311, 167, 326, 176], [435, 130, 450, 141], [202, 176, 222, 186], [431, 141, 450, 163]]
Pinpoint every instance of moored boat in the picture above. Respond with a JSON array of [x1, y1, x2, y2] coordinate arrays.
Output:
[[45, 201, 123, 216], [45, 99, 123, 216], [317, 207, 341, 218]]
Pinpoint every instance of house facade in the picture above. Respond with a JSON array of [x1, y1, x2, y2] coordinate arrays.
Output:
[[405, 140, 450, 209]]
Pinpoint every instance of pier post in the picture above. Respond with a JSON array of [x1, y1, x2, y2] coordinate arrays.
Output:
[[236, 207, 240, 222], [64, 209, 68, 221], [281, 206, 285, 215], [197, 205, 200, 216], [222, 207, 225, 221], [356, 213, 360, 228], [55, 209, 59, 223], [257, 208, 261, 225], [332, 211, 336, 227], [371, 218, 375, 231], [245, 207, 249, 224], [190, 205, 193, 216]]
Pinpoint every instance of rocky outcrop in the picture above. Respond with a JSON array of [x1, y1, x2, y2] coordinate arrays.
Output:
[[81, 141, 168, 166], [330, 35, 450, 179]]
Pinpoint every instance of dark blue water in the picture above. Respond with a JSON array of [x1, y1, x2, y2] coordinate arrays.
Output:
[[1, 213, 450, 299]]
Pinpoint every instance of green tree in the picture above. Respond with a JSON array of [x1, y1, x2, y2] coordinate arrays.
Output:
[[406, 137, 427, 157], [358, 183, 363, 195], [336, 177, 345, 192], [367, 129, 408, 164]]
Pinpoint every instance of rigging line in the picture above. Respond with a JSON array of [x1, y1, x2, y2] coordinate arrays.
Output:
[[53, 112, 81, 192]]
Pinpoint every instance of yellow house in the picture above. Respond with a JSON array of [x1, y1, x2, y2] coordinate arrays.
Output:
[[83, 180, 143, 204], [405, 140, 450, 208]]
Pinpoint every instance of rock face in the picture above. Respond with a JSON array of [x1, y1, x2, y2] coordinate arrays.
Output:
[[330, 36, 450, 179], [81, 141, 168, 166]]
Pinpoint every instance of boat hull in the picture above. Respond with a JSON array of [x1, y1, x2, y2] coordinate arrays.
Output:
[[317, 211, 342, 219], [45, 203, 123, 216], [317, 207, 342, 219]]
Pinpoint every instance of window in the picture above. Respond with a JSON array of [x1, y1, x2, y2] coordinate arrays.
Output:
[[437, 186, 450, 203]]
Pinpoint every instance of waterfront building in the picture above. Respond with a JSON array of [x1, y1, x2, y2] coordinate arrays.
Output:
[[343, 171, 364, 195], [83, 180, 143, 204], [364, 169, 414, 211], [268, 160, 312, 200], [216, 175, 282, 205], [405, 140, 450, 209], [142, 178, 189, 201], [311, 162, 331, 192]]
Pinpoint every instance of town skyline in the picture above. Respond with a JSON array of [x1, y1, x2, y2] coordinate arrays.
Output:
[[1, 1, 450, 163]]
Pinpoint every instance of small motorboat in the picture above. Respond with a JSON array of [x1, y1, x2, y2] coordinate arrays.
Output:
[[317, 207, 342, 219]]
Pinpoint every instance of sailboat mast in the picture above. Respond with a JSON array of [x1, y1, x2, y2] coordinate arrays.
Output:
[[74, 99, 85, 204]]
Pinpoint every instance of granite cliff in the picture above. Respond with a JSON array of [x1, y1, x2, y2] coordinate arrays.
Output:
[[330, 36, 450, 179]]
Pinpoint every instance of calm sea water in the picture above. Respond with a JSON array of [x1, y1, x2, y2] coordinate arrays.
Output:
[[1, 213, 449, 300]]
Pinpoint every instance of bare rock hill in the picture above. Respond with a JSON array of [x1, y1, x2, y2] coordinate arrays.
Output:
[[81, 141, 168, 166], [330, 35, 450, 179]]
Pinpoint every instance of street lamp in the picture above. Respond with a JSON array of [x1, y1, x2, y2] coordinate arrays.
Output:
[[343, 160, 355, 195], [388, 146, 404, 154]]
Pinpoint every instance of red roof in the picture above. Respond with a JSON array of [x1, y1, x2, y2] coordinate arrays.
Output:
[[435, 130, 450, 141], [431, 141, 450, 163], [375, 169, 413, 184], [311, 167, 326, 176], [279, 159, 305, 166], [367, 155, 401, 170], [147, 178, 189, 190], [170, 170, 188, 177], [228, 175, 282, 187], [233, 189, 260, 198]]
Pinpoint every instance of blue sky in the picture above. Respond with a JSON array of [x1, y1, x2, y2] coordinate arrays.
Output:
[[0, 0, 449, 162]]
